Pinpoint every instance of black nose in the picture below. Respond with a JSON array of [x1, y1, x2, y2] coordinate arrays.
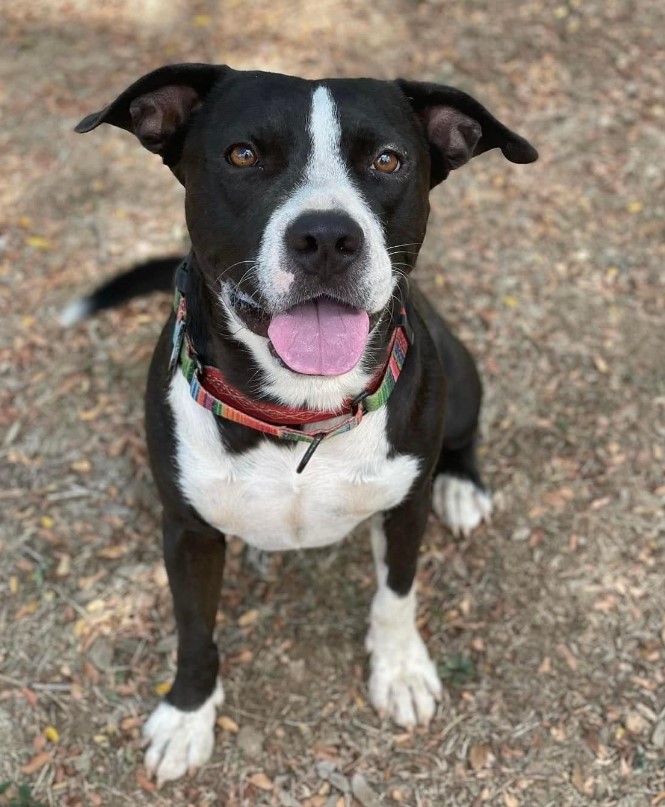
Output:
[[285, 211, 364, 279]]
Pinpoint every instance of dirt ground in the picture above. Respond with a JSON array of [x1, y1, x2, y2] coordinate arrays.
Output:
[[1, 1, 664, 805]]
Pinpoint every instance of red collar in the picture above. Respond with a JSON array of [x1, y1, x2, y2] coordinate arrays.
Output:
[[198, 326, 400, 427]]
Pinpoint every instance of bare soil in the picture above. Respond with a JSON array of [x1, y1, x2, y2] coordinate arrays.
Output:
[[1, 1, 664, 805]]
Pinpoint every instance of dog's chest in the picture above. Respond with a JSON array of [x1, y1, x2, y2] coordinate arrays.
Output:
[[169, 373, 419, 551]]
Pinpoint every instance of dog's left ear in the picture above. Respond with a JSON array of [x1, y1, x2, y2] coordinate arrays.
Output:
[[396, 80, 538, 187]]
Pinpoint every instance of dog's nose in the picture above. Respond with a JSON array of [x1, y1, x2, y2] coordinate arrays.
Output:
[[285, 211, 364, 279]]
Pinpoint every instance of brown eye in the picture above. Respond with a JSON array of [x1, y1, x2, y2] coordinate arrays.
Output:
[[372, 150, 401, 173], [227, 144, 258, 168]]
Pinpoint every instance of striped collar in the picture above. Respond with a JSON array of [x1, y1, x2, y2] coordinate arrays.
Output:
[[169, 259, 412, 472]]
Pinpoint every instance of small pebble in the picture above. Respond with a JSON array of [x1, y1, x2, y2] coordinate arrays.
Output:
[[351, 773, 381, 807], [237, 725, 264, 757]]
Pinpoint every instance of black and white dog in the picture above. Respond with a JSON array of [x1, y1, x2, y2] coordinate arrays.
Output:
[[67, 63, 537, 785]]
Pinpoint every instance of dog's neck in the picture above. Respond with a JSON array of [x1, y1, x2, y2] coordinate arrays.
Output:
[[183, 251, 405, 412]]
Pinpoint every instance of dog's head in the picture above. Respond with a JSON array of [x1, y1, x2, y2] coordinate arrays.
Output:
[[77, 64, 536, 389]]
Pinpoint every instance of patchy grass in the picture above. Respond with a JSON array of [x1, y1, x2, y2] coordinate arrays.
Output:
[[0, 784, 47, 807]]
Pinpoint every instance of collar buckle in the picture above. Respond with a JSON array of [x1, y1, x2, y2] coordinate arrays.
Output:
[[350, 388, 370, 414]]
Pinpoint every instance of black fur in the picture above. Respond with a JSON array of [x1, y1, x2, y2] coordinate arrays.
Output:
[[72, 256, 179, 317]]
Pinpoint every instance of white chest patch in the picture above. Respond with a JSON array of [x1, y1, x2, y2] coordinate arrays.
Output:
[[168, 372, 419, 551]]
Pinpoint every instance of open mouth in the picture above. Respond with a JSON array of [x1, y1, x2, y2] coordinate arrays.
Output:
[[226, 285, 377, 376]]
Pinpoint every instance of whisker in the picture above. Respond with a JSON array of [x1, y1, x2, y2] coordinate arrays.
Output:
[[386, 242, 423, 250], [212, 259, 259, 289]]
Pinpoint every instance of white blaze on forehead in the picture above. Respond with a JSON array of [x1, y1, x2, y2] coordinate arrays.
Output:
[[254, 84, 394, 315], [307, 85, 345, 186]]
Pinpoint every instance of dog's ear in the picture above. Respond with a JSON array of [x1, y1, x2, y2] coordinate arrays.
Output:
[[396, 80, 538, 187], [75, 63, 227, 162]]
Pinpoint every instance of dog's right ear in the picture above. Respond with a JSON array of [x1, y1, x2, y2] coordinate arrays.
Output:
[[396, 79, 538, 187], [75, 63, 228, 161]]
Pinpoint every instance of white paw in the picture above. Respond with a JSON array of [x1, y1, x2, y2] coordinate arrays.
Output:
[[433, 474, 492, 537], [143, 679, 224, 786], [366, 630, 442, 728]]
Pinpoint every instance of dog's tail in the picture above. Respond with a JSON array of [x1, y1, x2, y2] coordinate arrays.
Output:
[[59, 256, 182, 326]]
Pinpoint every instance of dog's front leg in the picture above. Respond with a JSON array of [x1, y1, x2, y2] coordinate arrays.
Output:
[[143, 516, 226, 786], [366, 484, 443, 728]]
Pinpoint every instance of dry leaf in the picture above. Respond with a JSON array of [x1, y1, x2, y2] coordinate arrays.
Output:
[[593, 594, 617, 613], [44, 726, 60, 743], [97, 545, 129, 559], [571, 763, 585, 793], [247, 772, 273, 790], [583, 729, 600, 755], [557, 643, 578, 671], [83, 660, 100, 685], [70, 459, 92, 473], [593, 355, 609, 374], [468, 743, 492, 770], [625, 711, 646, 734], [238, 609, 259, 627], [25, 235, 52, 250], [21, 751, 51, 774], [22, 688, 38, 708], [16, 600, 39, 619], [503, 793, 519, 807], [136, 772, 156, 792], [217, 715, 239, 733]]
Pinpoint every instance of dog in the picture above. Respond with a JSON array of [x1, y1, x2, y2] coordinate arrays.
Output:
[[66, 63, 537, 785]]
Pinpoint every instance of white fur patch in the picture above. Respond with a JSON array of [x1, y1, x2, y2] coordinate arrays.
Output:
[[169, 372, 419, 552], [143, 679, 224, 787], [432, 474, 493, 537], [59, 297, 92, 327], [365, 516, 442, 727]]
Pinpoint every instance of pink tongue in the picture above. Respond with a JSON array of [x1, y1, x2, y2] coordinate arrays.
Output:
[[268, 299, 370, 376]]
